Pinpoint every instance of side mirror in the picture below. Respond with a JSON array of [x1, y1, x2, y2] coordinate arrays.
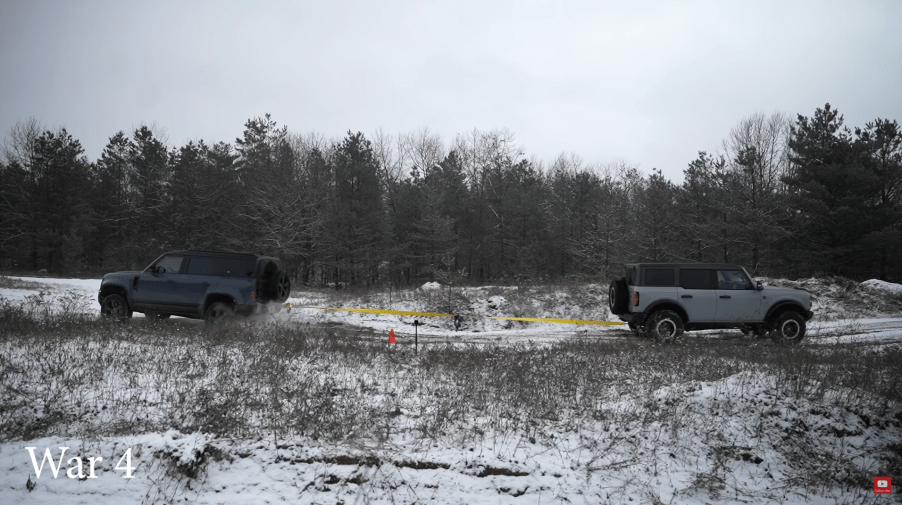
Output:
[[155, 265, 166, 274], [756, 280, 763, 291]]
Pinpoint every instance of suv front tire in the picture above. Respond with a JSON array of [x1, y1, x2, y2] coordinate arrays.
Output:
[[101, 294, 132, 321], [771, 311, 805, 343]]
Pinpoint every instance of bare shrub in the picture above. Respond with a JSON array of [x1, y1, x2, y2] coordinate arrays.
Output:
[[1, 305, 900, 501]]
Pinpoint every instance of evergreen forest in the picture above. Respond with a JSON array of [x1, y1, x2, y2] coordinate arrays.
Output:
[[1, 104, 900, 285]]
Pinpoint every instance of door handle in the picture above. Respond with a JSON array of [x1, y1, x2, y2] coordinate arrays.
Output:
[[681, 295, 692, 298], [167, 279, 175, 284], [202, 282, 211, 286], [720, 295, 731, 299]]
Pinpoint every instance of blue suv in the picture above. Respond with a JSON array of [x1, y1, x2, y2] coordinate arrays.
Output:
[[98, 250, 291, 323]]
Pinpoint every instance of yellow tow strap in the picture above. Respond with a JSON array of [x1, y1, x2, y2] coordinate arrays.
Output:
[[283, 304, 624, 325]]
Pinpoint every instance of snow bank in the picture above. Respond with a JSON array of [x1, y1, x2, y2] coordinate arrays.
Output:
[[1, 276, 101, 313], [4, 372, 898, 504], [862, 278, 902, 294]]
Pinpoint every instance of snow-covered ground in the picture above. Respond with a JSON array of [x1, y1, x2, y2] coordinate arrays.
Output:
[[4, 275, 902, 346], [3, 369, 898, 504], [0, 276, 101, 310], [280, 278, 902, 348], [1, 275, 900, 503]]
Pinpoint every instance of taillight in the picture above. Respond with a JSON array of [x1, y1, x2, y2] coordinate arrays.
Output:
[[251, 291, 256, 298], [632, 292, 639, 306]]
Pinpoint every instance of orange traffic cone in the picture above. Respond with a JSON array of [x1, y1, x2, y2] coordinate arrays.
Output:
[[388, 329, 397, 344]]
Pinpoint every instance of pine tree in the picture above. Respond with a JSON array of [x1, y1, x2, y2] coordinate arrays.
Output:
[[129, 126, 171, 263], [635, 168, 679, 262], [30, 129, 93, 272], [855, 118, 902, 280], [784, 104, 881, 276], [93, 131, 134, 268], [326, 131, 388, 286]]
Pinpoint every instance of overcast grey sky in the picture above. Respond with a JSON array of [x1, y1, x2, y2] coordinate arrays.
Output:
[[1, 0, 899, 182]]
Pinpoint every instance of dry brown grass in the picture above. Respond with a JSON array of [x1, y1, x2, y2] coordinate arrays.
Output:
[[1, 298, 900, 497], [1, 299, 899, 442]]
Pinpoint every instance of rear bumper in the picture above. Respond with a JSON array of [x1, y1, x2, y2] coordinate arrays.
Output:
[[618, 312, 648, 326]]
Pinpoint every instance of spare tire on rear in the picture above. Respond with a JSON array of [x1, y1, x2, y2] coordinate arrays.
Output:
[[265, 270, 291, 303], [609, 278, 628, 314]]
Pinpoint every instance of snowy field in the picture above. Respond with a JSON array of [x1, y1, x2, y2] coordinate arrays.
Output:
[[3, 274, 902, 347], [0, 275, 900, 504]]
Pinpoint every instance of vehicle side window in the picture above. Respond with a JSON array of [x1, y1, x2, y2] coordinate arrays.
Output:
[[717, 270, 753, 290], [680, 269, 715, 289], [644, 268, 675, 286], [155, 255, 184, 274], [186, 257, 215, 276], [212, 258, 256, 278]]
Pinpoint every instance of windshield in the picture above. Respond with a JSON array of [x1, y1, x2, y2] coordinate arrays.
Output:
[[717, 269, 754, 290], [142, 253, 167, 273]]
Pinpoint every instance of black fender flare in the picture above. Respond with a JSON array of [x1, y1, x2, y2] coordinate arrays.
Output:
[[203, 294, 237, 312], [765, 301, 810, 322], [99, 283, 131, 306], [644, 300, 689, 324]]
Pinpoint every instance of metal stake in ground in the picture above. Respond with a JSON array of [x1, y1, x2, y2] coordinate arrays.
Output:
[[414, 320, 419, 353]]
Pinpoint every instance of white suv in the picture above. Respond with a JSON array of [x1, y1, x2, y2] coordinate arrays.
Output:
[[609, 263, 813, 343]]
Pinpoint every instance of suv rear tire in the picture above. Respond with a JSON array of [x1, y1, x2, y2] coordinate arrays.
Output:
[[204, 301, 234, 325], [609, 278, 628, 314], [771, 311, 805, 343], [646, 309, 684, 344]]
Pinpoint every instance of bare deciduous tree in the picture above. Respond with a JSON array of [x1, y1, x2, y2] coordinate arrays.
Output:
[[720, 112, 793, 274], [1, 117, 42, 169]]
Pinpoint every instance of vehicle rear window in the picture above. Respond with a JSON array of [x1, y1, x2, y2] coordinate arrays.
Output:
[[717, 270, 753, 290], [186, 257, 256, 277], [681, 269, 715, 289], [644, 268, 675, 286]]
